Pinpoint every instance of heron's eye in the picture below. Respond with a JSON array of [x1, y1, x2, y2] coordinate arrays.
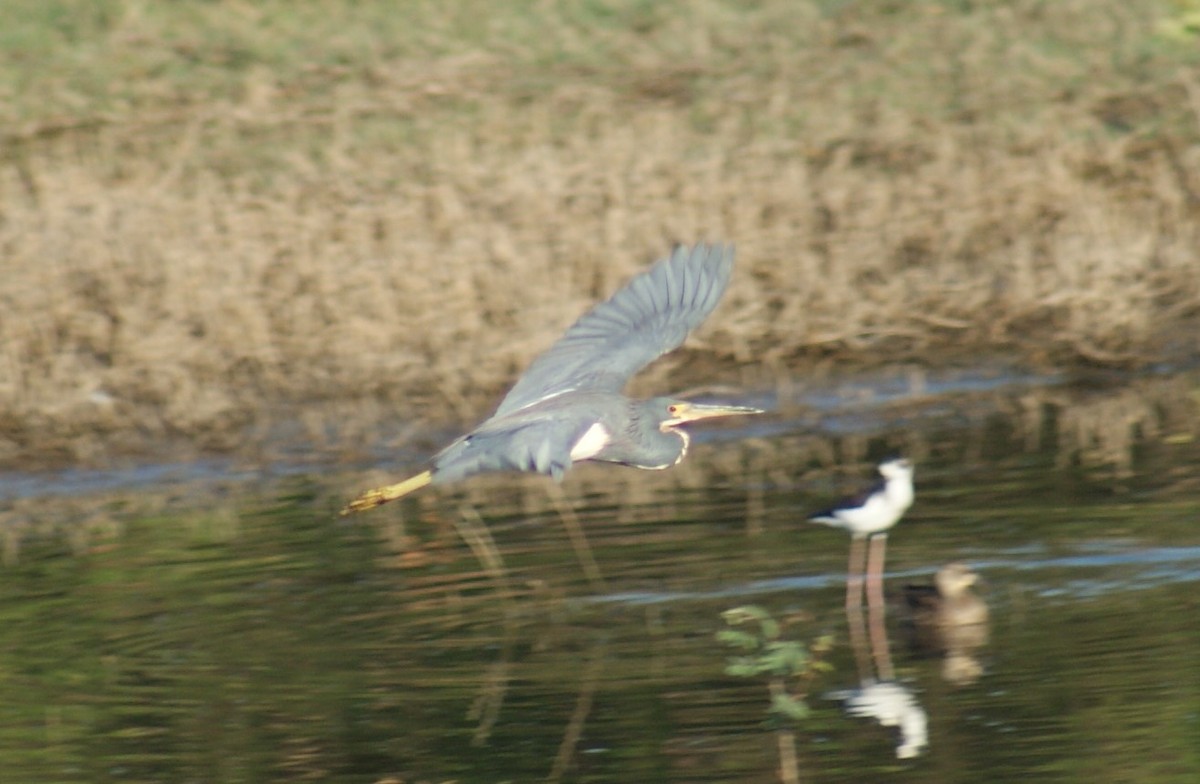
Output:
[[667, 404, 679, 415]]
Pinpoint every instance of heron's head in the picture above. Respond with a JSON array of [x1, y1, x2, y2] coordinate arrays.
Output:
[[653, 398, 764, 431]]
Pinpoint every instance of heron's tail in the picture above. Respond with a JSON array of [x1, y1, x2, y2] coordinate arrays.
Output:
[[341, 470, 432, 515]]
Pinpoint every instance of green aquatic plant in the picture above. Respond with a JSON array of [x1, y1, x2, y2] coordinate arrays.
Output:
[[718, 605, 833, 724]]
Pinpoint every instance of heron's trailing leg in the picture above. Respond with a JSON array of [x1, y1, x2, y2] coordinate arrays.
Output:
[[341, 470, 433, 515]]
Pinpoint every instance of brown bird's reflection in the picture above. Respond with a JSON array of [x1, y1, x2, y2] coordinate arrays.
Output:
[[902, 562, 990, 686]]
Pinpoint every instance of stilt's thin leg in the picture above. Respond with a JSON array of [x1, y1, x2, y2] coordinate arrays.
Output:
[[865, 533, 888, 610], [845, 534, 867, 611]]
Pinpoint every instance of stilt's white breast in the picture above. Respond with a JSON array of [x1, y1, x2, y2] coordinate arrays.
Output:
[[570, 422, 611, 461]]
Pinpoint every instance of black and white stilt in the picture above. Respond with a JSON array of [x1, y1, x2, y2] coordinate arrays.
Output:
[[809, 458, 915, 609]]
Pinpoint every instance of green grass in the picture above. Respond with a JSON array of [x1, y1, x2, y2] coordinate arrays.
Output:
[[1, 0, 1199, 468]]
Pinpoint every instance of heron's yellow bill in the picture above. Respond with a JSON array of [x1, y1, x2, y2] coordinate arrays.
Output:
[[662, 402, 763, 427]]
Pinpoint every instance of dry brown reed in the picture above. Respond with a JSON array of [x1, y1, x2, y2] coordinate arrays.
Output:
[[2, 0, 1199, 468]]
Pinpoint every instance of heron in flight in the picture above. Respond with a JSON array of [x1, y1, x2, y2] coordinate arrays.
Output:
[[342, 243, 761, 515]]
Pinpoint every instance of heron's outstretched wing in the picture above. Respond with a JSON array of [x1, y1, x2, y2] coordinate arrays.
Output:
[[493, 243, 734, 418]]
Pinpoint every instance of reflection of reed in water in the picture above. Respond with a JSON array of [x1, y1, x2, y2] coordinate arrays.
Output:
[[1018, 376, 1200, 478], [903, 562, 990, 686]]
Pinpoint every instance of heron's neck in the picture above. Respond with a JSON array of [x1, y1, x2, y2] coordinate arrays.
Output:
[[595, 414, 686, 470], [623, 424, 686, 470], [650, 427, 687, 469], [662, 426, 690, 465]]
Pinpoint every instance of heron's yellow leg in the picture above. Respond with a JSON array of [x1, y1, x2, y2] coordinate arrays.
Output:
[[340, 470, 432, 515]]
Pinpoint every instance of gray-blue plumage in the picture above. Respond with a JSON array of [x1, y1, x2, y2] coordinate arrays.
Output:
[[432, 393, 691, 483], [432, 243, 747, 485], [342, 242, 759, 513], [492, 244, 734, 418]]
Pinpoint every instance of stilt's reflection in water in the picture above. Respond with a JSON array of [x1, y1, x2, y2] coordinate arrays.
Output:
[[827, 579, 928, 759]]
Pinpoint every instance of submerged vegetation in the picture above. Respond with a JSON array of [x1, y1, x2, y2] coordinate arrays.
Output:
[[719, 605, 833, 784], [719, 605, 833, 723], [2, 0, 1200, 468]]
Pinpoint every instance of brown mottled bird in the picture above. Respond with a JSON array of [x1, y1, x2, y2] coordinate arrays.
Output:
[[904, 562, 990, 685]]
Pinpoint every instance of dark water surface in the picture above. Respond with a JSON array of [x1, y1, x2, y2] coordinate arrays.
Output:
[[2, 373, 1199, 782]]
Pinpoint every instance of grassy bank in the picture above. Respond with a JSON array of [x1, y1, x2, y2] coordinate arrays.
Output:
[[2, 0, 1199, 468]]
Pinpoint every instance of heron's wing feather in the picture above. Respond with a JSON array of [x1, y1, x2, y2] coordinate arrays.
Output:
[[493, 243, 734, 417], [431, 415, 592, 484]]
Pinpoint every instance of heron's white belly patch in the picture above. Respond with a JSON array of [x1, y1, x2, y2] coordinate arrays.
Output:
[[570, 423, 611, 461]]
